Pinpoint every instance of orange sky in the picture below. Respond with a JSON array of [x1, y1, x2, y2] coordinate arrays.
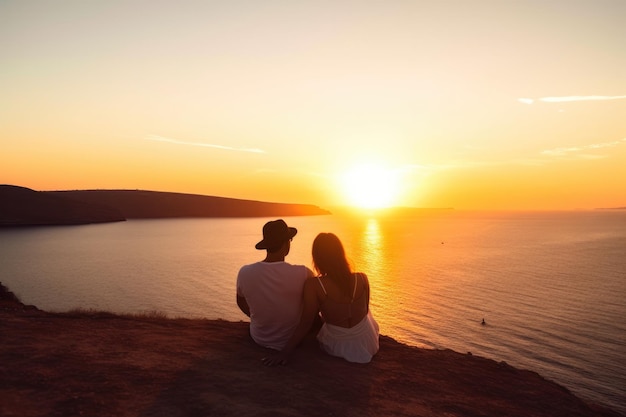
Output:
[[1, 1, 625, 210]]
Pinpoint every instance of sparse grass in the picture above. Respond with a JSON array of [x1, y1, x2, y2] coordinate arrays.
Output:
[[130, 310, 169, 320], [58, 308, 169, 320]]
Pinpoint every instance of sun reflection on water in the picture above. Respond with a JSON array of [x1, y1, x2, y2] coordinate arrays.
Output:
[[359, 218, 384, 276], [349, 216, 407, 334]]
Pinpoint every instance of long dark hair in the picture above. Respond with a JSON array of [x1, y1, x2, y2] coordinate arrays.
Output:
[[312, 233, 353, 296]]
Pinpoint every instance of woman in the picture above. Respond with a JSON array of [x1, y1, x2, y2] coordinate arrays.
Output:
[[262, 232, 379, 365]]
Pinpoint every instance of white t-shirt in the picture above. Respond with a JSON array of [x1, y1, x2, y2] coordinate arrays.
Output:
[[237, 261, 311, 350]]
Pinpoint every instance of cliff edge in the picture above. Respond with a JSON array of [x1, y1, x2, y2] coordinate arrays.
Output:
[[0, 283, 621, 417]]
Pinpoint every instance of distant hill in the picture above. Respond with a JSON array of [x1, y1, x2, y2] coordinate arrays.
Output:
[[0, 185, 330, 226], [0, 185, 125, 226], [48, 189, 330, 219]]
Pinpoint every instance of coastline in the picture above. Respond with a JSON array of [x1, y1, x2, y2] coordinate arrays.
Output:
[[1, 284, 622, 417]]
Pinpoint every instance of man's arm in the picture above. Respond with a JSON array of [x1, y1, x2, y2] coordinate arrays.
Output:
[[237, 294, 251, 317]]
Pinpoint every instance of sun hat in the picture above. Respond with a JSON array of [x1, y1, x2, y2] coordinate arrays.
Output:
[[255, 219, 297, 250]]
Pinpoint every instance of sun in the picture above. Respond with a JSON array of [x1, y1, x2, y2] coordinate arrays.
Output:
[[340, 163, 401, 209]]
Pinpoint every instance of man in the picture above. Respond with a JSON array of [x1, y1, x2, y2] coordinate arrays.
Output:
[[236, 219, 314, 350]]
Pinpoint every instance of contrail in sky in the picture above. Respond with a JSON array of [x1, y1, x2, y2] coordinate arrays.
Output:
[[518, 95, 626, 104], [145, 135, 265, 154], [541, 138, 626, 156]]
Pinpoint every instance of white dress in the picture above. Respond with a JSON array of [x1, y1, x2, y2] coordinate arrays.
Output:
[[315, 275, 380, 363]]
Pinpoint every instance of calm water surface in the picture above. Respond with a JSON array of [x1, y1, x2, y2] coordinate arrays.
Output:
[[1, 211, 625, 413]]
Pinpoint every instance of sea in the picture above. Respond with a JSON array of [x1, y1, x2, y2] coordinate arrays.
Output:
[[1, 210, 625, 414]]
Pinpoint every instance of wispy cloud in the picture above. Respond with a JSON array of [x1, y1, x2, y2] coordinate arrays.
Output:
[[145, 135, 265, 154], [518, 95, 626, 104], [419, 139, 626, 171], [541, 95, 626, 103], [541, 138, 626, 157]]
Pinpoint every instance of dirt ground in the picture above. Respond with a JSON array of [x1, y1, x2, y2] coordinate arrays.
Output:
[[0, 284, 622, 417]]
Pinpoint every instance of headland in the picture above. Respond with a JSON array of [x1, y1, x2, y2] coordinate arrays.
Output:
[[0, 185, 330, 226]]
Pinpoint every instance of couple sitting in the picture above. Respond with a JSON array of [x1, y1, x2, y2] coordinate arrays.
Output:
[[236, 219, 379, 366]]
